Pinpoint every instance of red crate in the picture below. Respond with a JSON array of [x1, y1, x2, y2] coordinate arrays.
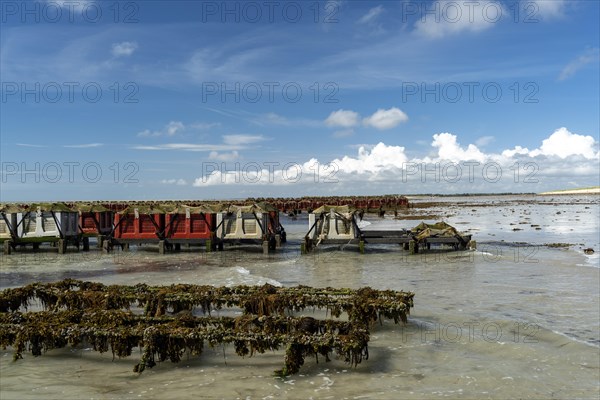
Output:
[[79, 211, 113, 235], [113, 213, 164, 240], [165, 213, 214, 240]]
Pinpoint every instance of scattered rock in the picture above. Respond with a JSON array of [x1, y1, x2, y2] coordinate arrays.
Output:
[[584, 248, 595, 255]]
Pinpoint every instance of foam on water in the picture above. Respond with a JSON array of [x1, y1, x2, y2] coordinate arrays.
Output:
[[225, 266, 283, 287]]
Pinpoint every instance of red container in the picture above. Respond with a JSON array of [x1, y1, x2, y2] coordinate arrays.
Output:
[[113, 213, 164, 240], [80, 211, 113, 235], [165, 213, 214, 240]]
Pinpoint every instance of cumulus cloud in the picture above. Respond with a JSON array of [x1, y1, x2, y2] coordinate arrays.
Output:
[[414, 0, 503, 39], [325, 109, 360, 128], [501, 146, 530, 158], [111, 41, 138, 57], [431, 133, 487, 162], [332, 142, 408, 174], [190, 127, 599, 193], [362, 107, 408, 130], [529, 127, 598, 159]]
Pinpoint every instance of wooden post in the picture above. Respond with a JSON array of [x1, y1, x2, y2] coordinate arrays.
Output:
[[359, 240, 365, 254], [102, 239, 110, 252], [158, 240, 165, 255], [3, 240, 11, 255], [275, 234, 281, 248], [206, 239, 212, 253], [408, 240, 417, 255], [96, 235, 104, 249], [262, 240, 269, 255], [58, 239, 67, 254]]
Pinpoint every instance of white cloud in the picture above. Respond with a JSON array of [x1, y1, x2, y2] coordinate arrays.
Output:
[[137, 121, 185, 137], [165, 121, 184, 136], [559, 48, 600, 81], [325, 109, 360, 128], [501, 146, 530, 158], [529, 127, 598, 159], [209, 151, 240, 161], [16, 143, 47, 148], [111, 41, 138, 57], [414, 1, 502, 39], [222, 134, 266, 146], [62, 143, 104, 148], [532, 0, 567, 19], [190, 122, 221, 130], [332, 142, 408, 174], [134, 143, 239, 152], [161, 179, 187, 185], [475, 136, 495, 147], [431, 133, 487, 162], [358, 5, 384, 24], [187, 127, 598, 193], [362, 107, 408, 130], [251, 113, 321, 128]]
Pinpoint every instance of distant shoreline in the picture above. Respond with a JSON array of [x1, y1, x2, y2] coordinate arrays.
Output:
[[539, 187, 600, 195]]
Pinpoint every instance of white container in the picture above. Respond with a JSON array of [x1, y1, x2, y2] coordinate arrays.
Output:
[[0, 214, 16, 240], [216, 206, 269, 240], [308, 206, 358, 241], [16, 206, 79, 239]]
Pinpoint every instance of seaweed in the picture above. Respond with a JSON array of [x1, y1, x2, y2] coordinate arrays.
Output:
[[0, 280, 414, 376]]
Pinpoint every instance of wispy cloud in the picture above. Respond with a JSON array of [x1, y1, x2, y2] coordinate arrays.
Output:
[[358, 5, 383, 24], [250, 112, 322, 128], [111, 41, 138, 57], [559, 47, 600, 81], [414, 0, 503, 39], [133, 143, 240, 152], [209, 151, 240, 161], [333, 129, 354, 138], [532, 0, 567, 19], [161, 178, 187, 185], [222, 134, 266, 146], [16, 143, 47, 148], [138, 121, 184, 137], [62, 143, 104, 148], [475, 136, 495, 147]]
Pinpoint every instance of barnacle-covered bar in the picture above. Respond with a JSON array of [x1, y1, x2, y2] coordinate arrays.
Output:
[[0, 279, 414, 376]]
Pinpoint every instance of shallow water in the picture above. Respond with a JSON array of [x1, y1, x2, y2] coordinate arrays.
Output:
[[1, 195, 599, 399]]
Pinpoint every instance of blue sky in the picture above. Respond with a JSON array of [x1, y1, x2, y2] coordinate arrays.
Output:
[[1, 0, 599, 200]]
